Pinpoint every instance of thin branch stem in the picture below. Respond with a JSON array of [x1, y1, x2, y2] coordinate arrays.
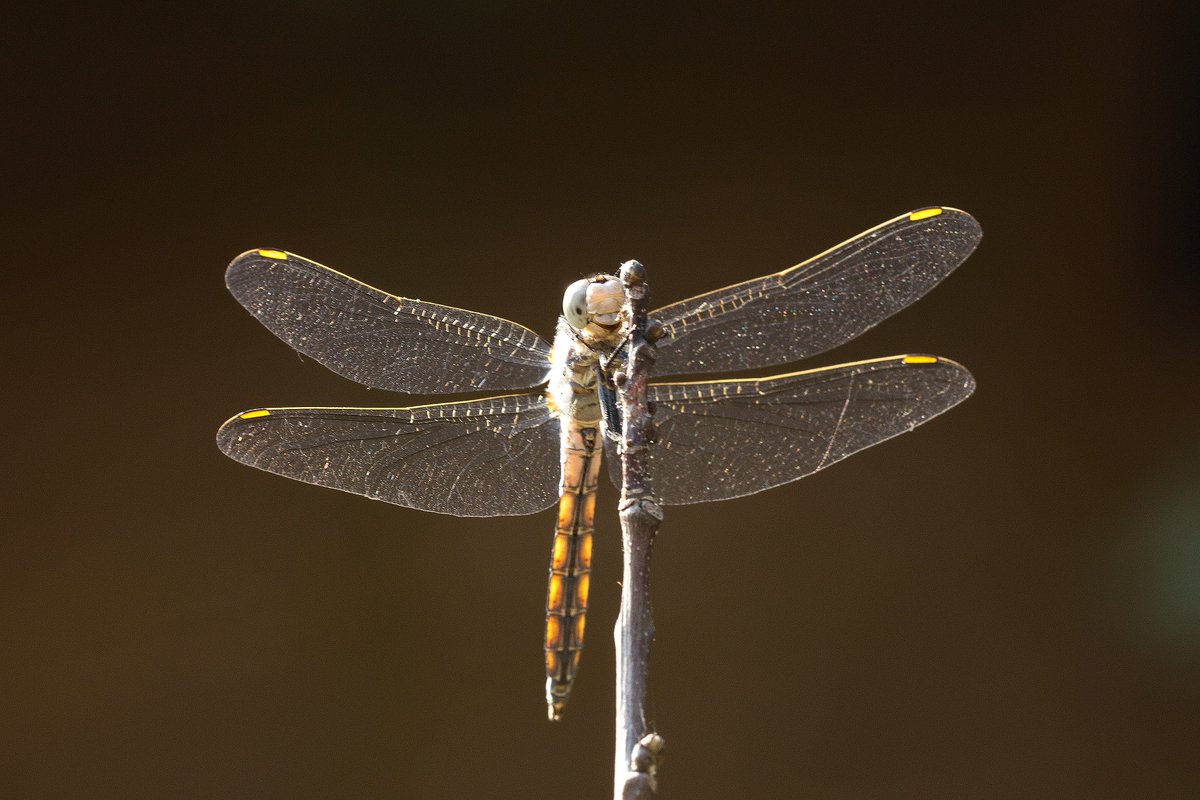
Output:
[[613, 260, 666, 800]]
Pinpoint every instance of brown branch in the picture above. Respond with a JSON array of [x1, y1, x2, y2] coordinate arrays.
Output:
[[613, 260, 666, 800]]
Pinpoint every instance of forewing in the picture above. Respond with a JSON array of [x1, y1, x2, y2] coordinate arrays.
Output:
[[217, 393, 561, 517], [606, 356, 973, 504], [651, 208, 981, 376], [226, 250, 553, 393]]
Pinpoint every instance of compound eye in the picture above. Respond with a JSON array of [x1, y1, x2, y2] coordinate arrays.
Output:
[[562, 278, 591, 328]]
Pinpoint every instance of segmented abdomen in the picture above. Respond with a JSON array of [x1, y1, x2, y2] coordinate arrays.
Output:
[[544, 423, 601, 720]]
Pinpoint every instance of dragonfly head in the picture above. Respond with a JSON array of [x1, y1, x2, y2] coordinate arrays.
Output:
[[562, 273, 627, 343]]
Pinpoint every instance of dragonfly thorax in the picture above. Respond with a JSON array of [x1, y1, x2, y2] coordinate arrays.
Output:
[[551, 273, 628, 425]]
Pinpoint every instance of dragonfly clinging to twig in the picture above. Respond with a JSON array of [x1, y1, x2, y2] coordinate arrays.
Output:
[[217, 206, 980, 719]]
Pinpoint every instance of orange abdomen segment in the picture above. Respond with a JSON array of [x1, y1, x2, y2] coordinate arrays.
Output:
[[545, 425, 601, 720]]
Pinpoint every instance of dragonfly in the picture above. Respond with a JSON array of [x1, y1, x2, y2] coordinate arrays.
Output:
[[216, 206, 980, 720]]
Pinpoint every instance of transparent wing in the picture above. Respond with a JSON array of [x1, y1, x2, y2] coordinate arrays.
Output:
[[226, 250, 553, 393], [605, 356, 974, 505], [217, 393, 561, 517], [651, 208, 981, 376]]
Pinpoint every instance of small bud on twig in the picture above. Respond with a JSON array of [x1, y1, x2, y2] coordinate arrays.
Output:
[[645, 319, 664, 343], [619, 260, 646, 285]]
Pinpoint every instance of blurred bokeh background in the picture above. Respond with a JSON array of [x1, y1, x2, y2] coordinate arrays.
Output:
[[3, 3, 1197, 798]]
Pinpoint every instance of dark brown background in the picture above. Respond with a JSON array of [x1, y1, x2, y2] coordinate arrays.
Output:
[[4, 3, 1197, 798]]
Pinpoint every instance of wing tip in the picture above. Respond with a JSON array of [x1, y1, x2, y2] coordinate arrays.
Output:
[[900, 353, 977, 400], [229, 247, 290, 262], [909, 206, 983, 246], [225, 248, 297, 289], [215, 408, 271, 455]]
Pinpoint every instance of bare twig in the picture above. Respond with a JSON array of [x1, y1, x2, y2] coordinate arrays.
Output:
[[613, 260, 666, 800]]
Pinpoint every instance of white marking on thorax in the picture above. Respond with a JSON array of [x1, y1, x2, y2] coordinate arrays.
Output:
[[547, 318, 603, 426]]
